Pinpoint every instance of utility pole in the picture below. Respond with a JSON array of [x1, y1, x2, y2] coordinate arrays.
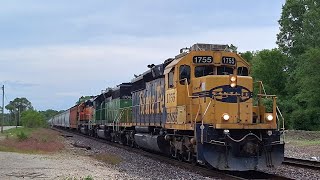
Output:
[[15, 110, 17, 128], [1, 85, 4, 133], [18, 106, 20, 127]]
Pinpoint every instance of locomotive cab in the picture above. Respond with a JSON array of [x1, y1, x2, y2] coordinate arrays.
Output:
[[164, 43, 284, 171]]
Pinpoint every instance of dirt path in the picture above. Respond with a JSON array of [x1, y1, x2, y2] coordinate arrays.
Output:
[[0, 151, 125, 180], [1, 126, 22, 131]]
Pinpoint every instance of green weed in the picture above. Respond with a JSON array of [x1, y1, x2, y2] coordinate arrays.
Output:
[[93, 153, 122, 165], [83, 175, 94, 180], [17, 131, 28, 141]]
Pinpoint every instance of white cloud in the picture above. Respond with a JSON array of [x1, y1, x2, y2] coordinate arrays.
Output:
[[0, 25, 279, 110]]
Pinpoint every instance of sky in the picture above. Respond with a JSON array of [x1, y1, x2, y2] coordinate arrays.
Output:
[[0, 0, 285, 111]]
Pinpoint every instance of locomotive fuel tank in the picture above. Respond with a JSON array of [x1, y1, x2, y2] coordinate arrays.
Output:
[[97, 129, 106, 139], [80, 127, 88, 135], [134, 133, 169, 153]]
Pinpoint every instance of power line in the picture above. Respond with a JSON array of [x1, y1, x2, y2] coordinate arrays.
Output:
[[4, 94, 9, 104]]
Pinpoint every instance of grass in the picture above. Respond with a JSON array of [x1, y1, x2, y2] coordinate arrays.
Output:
[[1, 127, 35, 139], [92, 153, 122, 165], [285, 130, 320, 146], [286, 139, 320, 146], [83, 176, 94, 180], [0, 127, 64, 154]]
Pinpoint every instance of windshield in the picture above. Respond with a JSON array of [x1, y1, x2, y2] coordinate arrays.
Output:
[[217, 66, 234, 75], [195, 65, 214, 77]]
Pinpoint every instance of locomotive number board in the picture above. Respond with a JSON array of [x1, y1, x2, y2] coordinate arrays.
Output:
[[222, 56, 236, 65], [193, 56, 213, 64]]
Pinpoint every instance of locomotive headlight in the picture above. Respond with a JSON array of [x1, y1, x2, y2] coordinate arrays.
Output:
[[222, 113, 230, 121], [223, 129, 230, 134], [230, 82, 236, 88], [266, 114, 273, 121], [230, 76, 237, 82]]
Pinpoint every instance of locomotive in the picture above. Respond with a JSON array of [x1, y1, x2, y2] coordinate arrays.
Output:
[[51, 43, 284, 171]]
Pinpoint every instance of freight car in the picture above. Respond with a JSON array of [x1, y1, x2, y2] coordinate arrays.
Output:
[[50, 99, 95, 133], [51, 43, 284, 171]]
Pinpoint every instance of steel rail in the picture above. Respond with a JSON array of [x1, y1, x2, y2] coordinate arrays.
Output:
[[283, 157, 320, 170]]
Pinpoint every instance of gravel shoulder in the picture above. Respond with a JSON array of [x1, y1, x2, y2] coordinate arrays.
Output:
[[0, 131, 214, 180], [284, 130, 320, 161], [0, 151, 118, 180]]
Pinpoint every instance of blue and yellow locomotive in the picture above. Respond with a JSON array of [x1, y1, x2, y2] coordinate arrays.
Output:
[[160, 43, 284, 170]]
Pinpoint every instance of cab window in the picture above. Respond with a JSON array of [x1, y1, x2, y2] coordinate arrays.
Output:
[[237, 67, 248, 76], [195, 66, 214, 78], [217, 66, 234, 75], [168, 68, 175, 88], [179, 65, 190, 85]]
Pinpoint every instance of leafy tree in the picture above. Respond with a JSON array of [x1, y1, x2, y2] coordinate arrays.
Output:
[[76, 96, 93, 105], [39, 109, 59, 120], [240, 51, 254, 63], [276, 0, 320, 130], [5, 98, 33, 113], [5, 97, 33, 125], [289, 48, 320, 130], [277, 0, 307, 56], [21, 110, 46, 128], [251, 49, 288, 96], [277, 0, 320, 69], [295, 48, 320, 107]]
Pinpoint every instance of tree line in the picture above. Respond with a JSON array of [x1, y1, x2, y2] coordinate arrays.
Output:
[[240, 0, 320, 130], [1, 97, 60, 128]]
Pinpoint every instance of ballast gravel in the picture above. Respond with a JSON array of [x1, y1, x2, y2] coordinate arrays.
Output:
[[1, 130, 319, 180], [64, 134, 216, 180]]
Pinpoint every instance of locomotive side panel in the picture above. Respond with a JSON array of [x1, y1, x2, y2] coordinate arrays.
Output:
[[132, 78, 165, 126], [94, 83, 132, 125], [105, 98, 132, 123]]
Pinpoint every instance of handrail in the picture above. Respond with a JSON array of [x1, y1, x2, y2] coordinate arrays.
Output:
[[200, 99, 212, 144], [113, 110, 124, 131], [254, 81, 285, 142], [277, 106, 286, 141], [256, 94, 277, 97], [184, 78, 201, 126], [194, 104, 201, 122]]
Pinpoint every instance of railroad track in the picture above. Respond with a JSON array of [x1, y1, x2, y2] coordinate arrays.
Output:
[[53, 127, 292, 180], [283, 157, 320, 170]]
